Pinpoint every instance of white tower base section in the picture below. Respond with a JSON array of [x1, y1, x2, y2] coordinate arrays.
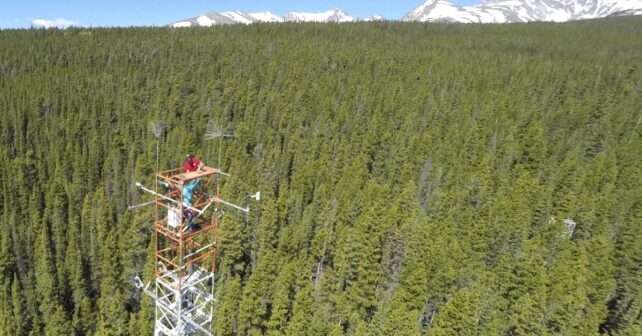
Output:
[[144, 265, 215, 336]]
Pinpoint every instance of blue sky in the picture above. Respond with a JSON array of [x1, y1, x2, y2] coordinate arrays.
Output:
[[1, 0, 481, 29]]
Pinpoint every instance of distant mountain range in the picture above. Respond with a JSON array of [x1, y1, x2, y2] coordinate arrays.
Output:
[[170, 0, 642, 26], [402, 0, 642, 23], [171, 8, 373, 27]]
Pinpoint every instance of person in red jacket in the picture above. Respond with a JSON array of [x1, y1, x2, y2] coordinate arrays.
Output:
[[182, 154, 205, 232], [183, 154, 204, 172]]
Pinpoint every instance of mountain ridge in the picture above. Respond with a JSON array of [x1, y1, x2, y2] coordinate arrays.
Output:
[[171, 8, 360, 27], [402, 0, 642, 23], [170, 1, 642, 26]]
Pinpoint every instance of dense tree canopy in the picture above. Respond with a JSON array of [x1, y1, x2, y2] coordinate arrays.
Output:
[[0, 17, 641, 335]]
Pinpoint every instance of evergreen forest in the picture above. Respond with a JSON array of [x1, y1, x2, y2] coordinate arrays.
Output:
[[0, 17, 641, 335]]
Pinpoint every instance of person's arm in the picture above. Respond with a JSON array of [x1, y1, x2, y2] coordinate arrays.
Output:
[[193, 157, 204, 171]]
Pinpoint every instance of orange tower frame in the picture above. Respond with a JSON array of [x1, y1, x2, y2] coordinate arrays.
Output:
[[154, 166, 220, 279]]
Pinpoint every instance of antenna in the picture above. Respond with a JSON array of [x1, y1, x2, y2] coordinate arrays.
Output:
[[150, 121, 166, 172], [204, 119, 234, 140], [127, 121, 167, 211], [204, 119, 234, 171]]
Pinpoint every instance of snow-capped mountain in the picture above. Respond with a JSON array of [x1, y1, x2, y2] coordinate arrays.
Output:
[[171, 8, 355, 27], [248, 11, 284, 23], [364, 15, 386, 21], [171, 10, 283, 27], [282, 8, 357, 22], [609, 8, 642, 16], [402, 0, 642, 23]]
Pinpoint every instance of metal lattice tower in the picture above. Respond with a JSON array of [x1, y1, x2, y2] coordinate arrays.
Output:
[[135, 166, 223, 336]]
